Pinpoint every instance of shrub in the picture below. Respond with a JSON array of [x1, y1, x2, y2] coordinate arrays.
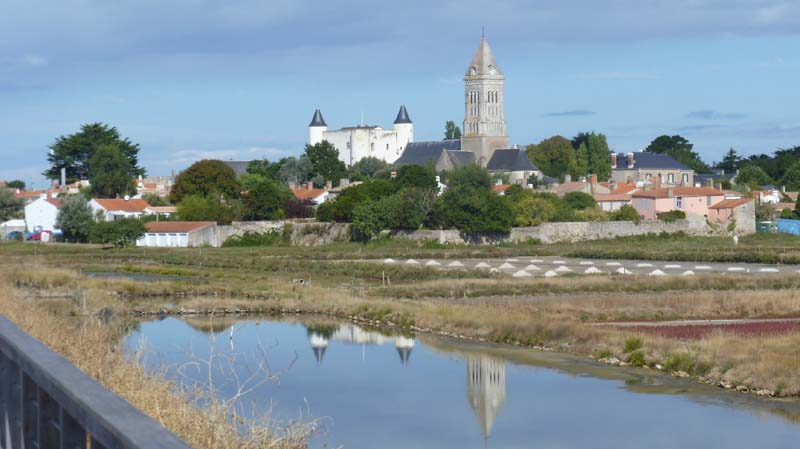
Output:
[[222, 230, 286, 247], [657, 210, 686, 223], [609, 205, 641, 223], [56, 197, 94, 243], [563, 191, 597, 210], [780, 208, 795, 219], [169, 159, 241, 204], [664, 353, 695, 373], [574, 208, 609, 222], [284, 198, 315, 219], [627, 351, 646, 367], [88, 218, 146, 248], [315, 202, 335, 222], [624, 337, 643, 353]]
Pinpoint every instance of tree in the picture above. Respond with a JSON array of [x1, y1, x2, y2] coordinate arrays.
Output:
[[735, 165, 772, 189], [779, 161, 800, 191], [170, 160, 241, 204], [5, 180, 25, 190], [177, 194, 242, 225], [717, 148, 741, 173], [572, 143, 590, 179], [56, 197, 94, 242], [350, 157, 391, 179], [241, 176, 292, 220], [246, 159, 285, 181], [395, 164, 437, 190], [141, 193, 170, 207], [304, 140, 347, 185], [0, 188, 24, 221], [444, 121, 462, 140], [586, 133, 612, 181], [88, 218, 146, 248], [509, 191, 558, 226], [445, 164, 492, 191], [644, 135, 711, 173], [88, 143, 136, 198], [439, 165, 513, 234], [525, 136, 576, 178], [563, 191, 597, 210], [278, 156, 315, 185], [45, 123, 143, 182]]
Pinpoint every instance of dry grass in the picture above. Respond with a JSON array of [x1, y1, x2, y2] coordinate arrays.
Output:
[[0, 271, 314, 449]]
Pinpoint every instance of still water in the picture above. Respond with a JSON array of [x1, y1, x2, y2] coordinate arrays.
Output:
[[125, 316, 800, 449]]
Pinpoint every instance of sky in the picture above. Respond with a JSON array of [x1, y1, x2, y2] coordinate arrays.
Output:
[[1, 0, 799, 188]]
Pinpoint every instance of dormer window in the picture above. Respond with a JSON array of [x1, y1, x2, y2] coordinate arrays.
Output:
[[470, 66, 477, 76]]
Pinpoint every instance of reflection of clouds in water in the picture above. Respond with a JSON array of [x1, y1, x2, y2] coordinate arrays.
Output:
[[467, 355, 507, 440]]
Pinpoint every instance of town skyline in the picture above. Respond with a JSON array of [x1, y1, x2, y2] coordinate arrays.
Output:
[[2, 1, 799, 187]]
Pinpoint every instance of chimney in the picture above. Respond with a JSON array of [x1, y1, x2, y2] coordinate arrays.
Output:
[[306, 182, 313, 190], [325, 180, 332, 190], [782, 185, 786, 193], [611, 153, 617, 168], [715, 183, 722, 191], [60, 167, 66, 188], [609, 181, 617, 191], [564, 174, 572, 183], [590, 174, 598, 185], [705, 179, 713, 188], [627, 152, 634, 168]]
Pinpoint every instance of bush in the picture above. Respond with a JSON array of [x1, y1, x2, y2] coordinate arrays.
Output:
[[624, 337, 643, 353], [88, 218, 146, 248], [56, 197, 94, 243], [141, 193, 171, 207], [284, 198, 315, 218], [627, 351, 646, 367], [177, 194, 242, 225], [781, 208, 795, 219], [664, 353, 695, 373], [609, 204, 641, 223], [222, 230, 286, 247], [657, 210, 686, 223], [563, 191, 597, 210], [574, 208, 608, 222], [315, 202, 335, 222]]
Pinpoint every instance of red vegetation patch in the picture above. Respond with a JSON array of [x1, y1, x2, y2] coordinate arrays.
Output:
[[621, 321, 800, 340]]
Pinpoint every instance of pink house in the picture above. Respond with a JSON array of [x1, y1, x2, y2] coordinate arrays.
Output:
[[631, 187, 725, 220], [708, 198, 754, 223]]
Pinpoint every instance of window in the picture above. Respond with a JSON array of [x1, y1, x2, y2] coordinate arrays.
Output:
[[668, 174, 674, 184], [682, 173, 689, 184], [676, 197, 683, 208], [645, 173, 652, 180], [707, 196, 712, 206]]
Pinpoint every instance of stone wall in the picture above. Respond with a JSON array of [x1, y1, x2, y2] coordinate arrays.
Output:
[[216, 220, 350, 247], [731, 201, 756, 236]]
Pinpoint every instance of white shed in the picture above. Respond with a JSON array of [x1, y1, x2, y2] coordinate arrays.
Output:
[[137, 221, 218, 248]]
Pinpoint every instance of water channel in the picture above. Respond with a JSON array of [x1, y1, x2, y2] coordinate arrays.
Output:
[[125, 315, 800, 449]]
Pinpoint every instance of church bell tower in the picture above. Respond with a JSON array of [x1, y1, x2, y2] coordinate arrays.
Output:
[[461, 33, 509, 166]]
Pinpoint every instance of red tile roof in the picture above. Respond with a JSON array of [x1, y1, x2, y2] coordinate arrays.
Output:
[[45, 198, 62, 208], [93, 198, 151, 212], [633, 187, 724, 199], [291, 188, 328, 200], [491, 184, 511, 193], [709, 198, 753, 210], [145, 221, 215, 233], [594, 193, 632, 202]]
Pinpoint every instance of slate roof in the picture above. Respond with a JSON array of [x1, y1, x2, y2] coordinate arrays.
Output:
[[145, 221, 216, 233], [222, 161, 251, 177], [393, 105, 412, 124], [486, 148, 537, 172], [445, 150, 475, 167], [309, 109, 327, 127], [395, 140, 461, 166], [613, 152, 690, 171]]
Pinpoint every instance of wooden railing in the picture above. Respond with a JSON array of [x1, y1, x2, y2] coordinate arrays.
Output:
[[0, 315, 194, 449]]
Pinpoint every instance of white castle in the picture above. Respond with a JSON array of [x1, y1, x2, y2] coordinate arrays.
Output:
[[307, 106, 414, 167]]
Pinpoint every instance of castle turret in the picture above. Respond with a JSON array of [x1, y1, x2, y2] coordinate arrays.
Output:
[[309, 332, 329, 365], [309, 109, 328, 145], [393, 105, 414, 151]]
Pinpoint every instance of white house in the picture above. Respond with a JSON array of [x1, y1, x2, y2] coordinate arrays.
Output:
[[308, 106, 414, 166], [137, 221, 218, 247], [24, 197, 61, 232], [89, 198, 151, 221]]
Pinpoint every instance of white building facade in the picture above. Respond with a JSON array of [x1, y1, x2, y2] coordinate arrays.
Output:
[[24, 197, 61, 232], [308, 106, 414, 166]]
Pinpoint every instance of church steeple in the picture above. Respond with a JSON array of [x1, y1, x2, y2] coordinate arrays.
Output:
[[465, 35, 503, 77]]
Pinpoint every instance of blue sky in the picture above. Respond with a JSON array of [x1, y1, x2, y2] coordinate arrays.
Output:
[[1, 0, 799, 188]]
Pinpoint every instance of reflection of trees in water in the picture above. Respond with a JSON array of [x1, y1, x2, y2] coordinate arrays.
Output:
[[467, 355, 507, 442], [182, 316, 240, 334]]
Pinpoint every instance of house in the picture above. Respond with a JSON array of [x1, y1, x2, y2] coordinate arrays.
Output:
[[708, 198, 756, 233], [554, 175, 611, 197], [486, 148, 541, 185], [491, 183, 511, 195], [631, 187, 725, 220], [136, 221, 219, 247], [611, 152, 694, 187], [394, 140, 474, 172], [89, 198, 151, 221], [291, 184, 329, 205], [594, 194, 632, 212], [24, 197, 62, 232], [144, 206, 177, 219]]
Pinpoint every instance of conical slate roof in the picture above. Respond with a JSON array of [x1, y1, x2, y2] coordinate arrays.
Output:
[[465, 36, 503, 77], [394, 105, 412, 124], [309, 109, 327, 127]]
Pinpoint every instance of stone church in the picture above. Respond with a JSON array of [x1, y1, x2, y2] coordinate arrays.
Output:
[[396, 35, 534, 177]]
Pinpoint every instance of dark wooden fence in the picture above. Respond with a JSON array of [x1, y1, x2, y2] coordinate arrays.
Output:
[[0, 315, 194, 449]]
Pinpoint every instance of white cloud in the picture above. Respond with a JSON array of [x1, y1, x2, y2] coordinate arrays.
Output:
[[152, 146, 297, 166]]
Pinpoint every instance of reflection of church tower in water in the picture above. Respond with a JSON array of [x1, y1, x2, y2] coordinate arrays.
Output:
[[467, 355, 507, 440], [309, 332, 329, 365], [395, 336, 415, 367]]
